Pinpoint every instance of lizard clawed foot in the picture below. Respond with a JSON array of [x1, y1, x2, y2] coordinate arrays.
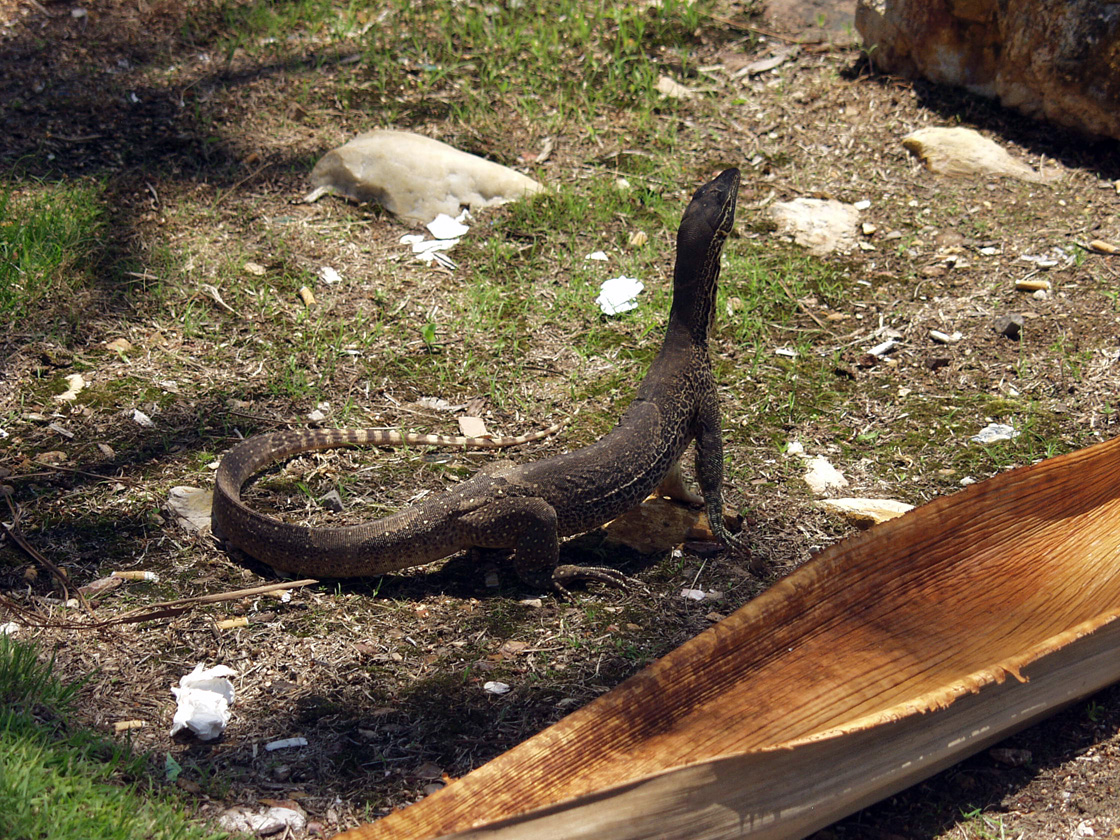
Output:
[[551, 564, 637, 600]]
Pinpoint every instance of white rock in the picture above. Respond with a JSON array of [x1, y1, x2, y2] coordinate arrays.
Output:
[[769, 198, 861, 255], [902, 127, 1052, 183], [308, 130, 542, 224], [166, 486, 214, 533], [804, 456, 849, 496], [970, 423, 1020, 444]]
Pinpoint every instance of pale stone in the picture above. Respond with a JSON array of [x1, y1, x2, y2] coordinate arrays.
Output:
[[803, 456, 849, 496], [819, 497, 914, 529], [604, 496, 742, 555], [167, 486, 213, 533], [902, 127, 1051, 183], [656, 75, 695, 99], [769, 198, 861, 255], [308, 130, 542, 224], [856, 0, 1120, 141]]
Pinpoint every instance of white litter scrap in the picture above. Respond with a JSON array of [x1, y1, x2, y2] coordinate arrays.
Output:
[[586, 251, 609, 261], [317, 265, 342, 284], [265, 737, 309, 751], [868, 338, 898, 357], [596, 276, 644, 315], [426, 212, 470, 240], [54, 373, 86, 402], [400, 233, 460, 269], [483, 681, 511, 695], [970, 423, 1020, 445], [170, 664, 236, 741], [803, 456, 849, 496], [219, 805, 307, 836]]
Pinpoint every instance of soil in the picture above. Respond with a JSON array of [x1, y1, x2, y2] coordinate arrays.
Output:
[[2, 0, 1120, 838]]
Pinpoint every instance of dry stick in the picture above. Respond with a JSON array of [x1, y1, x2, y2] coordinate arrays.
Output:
[[96, 578, 321, 628], [213, 160, 273, 208], [707, 14, 805, 44], [0, 579, 320, 630], [2, 494, 93, 615], [30, 460, 143, 487], [776, 277, 830, 330]]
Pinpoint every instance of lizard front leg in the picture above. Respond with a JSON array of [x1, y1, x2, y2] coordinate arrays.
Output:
[[460, 497, 630, 596], [694, 393, 743, 550]]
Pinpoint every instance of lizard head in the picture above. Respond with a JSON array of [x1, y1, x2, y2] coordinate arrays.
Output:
[[673, 167, 740, 289], [678, 168, 740, 252]]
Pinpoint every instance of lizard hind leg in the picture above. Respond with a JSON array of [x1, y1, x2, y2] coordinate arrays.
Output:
[[460, 497, 631, 596], [460, 496, 561, 592]]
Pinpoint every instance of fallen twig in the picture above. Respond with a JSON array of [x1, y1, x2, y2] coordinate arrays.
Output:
[[0, 579, 319, 630], [2, 494, 92, 614]]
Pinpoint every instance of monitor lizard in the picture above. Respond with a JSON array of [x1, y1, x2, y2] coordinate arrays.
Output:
[[211, 167, 742, 593]]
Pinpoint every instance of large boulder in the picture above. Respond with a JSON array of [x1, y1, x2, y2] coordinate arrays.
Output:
[[308, 130, 542, 224], [855, 0, 1120, 141]]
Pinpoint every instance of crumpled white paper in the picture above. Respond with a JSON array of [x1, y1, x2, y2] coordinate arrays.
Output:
[[426, 212, 470, 239], [596, 276, 644, 315], [170, 664, 236, 740]]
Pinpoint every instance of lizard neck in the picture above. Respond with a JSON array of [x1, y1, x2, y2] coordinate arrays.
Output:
[[667, 257, 721, 346], [665, 167, 739, 345]]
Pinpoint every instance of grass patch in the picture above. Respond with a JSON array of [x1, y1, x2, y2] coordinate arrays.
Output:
[[0, 180, 106, 323], [0, 636, 223, 840], [204, 0, 720, 128]]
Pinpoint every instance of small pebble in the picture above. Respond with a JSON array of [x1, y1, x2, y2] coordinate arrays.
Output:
[[993, 313, 1024, 340]]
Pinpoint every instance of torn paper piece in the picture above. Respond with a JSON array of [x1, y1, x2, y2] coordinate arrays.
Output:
[[426, 213, 470, 239], [596, 276, 644, 316], [317, 266, 342, 284], [54, 373, 86, 402], [401, 233, 460, 266]]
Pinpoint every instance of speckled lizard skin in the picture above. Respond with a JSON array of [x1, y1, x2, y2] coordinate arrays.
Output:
[[211, 168, 742, 592]]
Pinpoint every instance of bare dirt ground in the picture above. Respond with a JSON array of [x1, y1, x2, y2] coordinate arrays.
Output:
[[2, 0, 1120, 838]]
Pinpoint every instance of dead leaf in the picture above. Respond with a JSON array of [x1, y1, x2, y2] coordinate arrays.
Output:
[[54, 373, 86, 402]]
